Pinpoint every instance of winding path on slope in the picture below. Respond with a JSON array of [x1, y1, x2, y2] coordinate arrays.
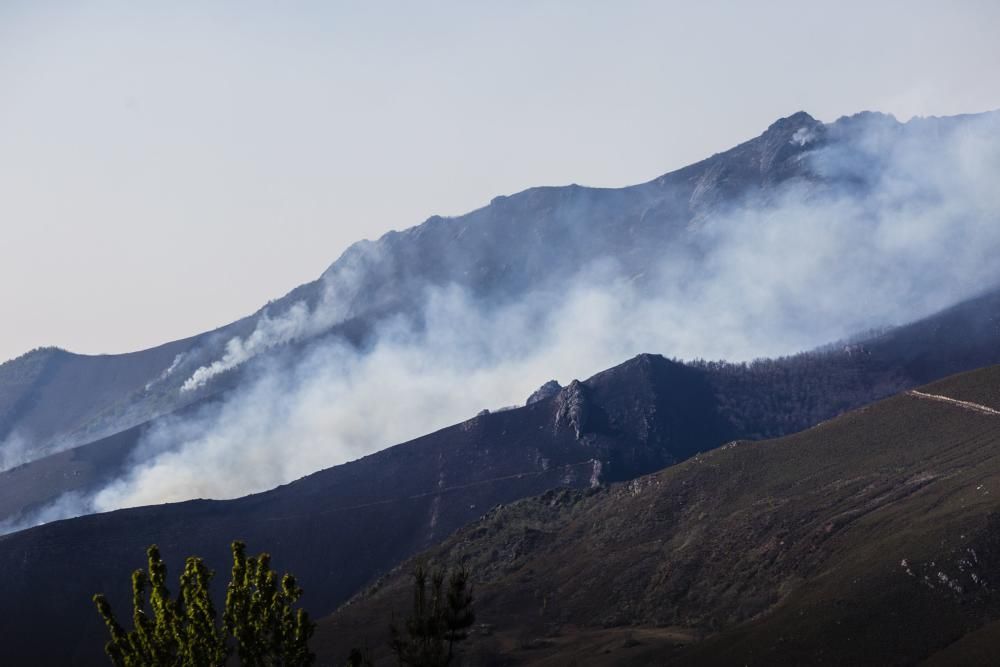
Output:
[[907, 390, 1000, 417]]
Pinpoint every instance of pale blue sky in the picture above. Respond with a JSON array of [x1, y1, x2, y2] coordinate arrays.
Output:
[[1, 1, 998, 362]]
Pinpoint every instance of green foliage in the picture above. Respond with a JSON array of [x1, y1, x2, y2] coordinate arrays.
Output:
[[224, 541, 315, 666], [93, 541, 315, 666], [389, 563, 475, 667]]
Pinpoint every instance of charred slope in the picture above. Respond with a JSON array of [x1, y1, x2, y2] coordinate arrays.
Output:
[[4, 110, 989, 465], [0, 355, 734, 665], [316, 365, 1000, 666]]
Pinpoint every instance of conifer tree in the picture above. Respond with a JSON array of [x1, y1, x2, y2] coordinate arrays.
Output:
[[389, 563, 475, 667], [224, 540, 314, 666], [93, 541, 314, 666]]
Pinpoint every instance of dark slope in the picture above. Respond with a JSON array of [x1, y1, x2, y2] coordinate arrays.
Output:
[[316, 366, 1000, 666], [0, 355, 737, 665], [4, 110, 989, 466]]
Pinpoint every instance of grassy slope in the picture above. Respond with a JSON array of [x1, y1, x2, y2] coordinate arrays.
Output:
[[315, 366, 1000, 665], [920, 369, 1000, 412]]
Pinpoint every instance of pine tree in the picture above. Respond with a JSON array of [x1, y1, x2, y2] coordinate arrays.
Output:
[[223, 541, 315, 666], [93, 541, 315, 666], [389, 563, 475, 667], [442, 568, 474, 661]]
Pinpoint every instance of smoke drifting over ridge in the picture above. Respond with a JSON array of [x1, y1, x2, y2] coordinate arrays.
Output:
[[8, 110, 1000, 528]]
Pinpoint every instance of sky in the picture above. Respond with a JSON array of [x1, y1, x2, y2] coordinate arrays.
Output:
[[1, 1, 999, 363]]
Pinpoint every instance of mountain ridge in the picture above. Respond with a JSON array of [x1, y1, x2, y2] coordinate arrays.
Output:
[[5, 109, 994, 467]]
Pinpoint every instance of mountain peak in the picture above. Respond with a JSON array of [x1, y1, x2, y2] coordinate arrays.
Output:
[[765, 110, 819, 133], [760, 111, 824, 147]]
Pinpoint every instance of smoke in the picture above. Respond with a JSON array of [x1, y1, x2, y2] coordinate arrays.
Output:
[[0, 431, 32, 473], [791, 126, 817, 146], [0, 491, 93, 535], [145, 353, 186, 391], [95, 278, 656, 507], [10, 111, 1000, 525], [181, 303, 314, 391], [181, 238, 385, 391]]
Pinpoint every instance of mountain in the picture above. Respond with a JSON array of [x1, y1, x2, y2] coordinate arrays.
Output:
[[3, 320, 1000, 663], [5, 280, 1000, 531], [1, 108, 998, 664], [0, 353, 731, 664], [4, 109, 995, 469], [314, 364, 1000, 666]]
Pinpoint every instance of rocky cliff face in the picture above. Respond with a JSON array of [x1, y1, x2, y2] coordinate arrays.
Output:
[[554, 380, 590, 439]]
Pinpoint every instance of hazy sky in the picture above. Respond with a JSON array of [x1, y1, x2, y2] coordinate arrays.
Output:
[[1, 1, 998, 363]]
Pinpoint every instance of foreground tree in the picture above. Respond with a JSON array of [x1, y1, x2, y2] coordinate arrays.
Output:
[[389, 564, 475, 667], [93, 541, 315, 666]]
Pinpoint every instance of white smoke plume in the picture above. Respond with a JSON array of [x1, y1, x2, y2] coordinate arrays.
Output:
[[145, 352, 186, 391], [180, 238, 383, 391], [0, 431, 32, 474], [10, 111, 1000, 524], [181, 303, 314, 391]]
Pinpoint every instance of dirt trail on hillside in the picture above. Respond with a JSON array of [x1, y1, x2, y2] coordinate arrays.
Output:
[[907, 390, 1000, 416]]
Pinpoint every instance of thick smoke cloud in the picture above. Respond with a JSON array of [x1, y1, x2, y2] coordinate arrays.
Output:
[[8, 111, 1000, 528]]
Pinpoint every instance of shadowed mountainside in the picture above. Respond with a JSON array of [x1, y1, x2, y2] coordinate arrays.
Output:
[[315, 365, 1000, 666]]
